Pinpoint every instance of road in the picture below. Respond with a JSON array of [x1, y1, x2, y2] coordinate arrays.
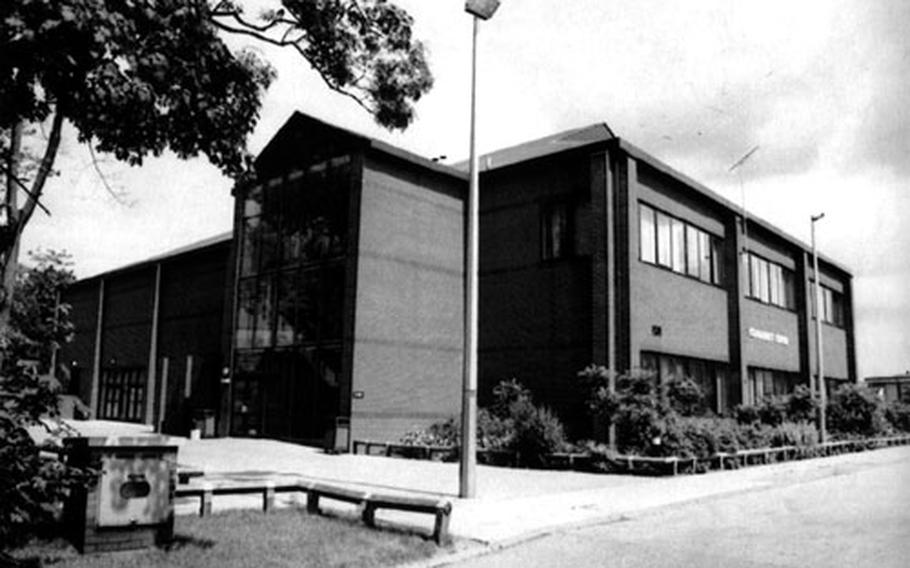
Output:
[[452, 450, 910, 568]]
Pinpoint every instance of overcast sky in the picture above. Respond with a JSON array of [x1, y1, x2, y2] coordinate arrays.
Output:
[[21, 0, 909, 378]]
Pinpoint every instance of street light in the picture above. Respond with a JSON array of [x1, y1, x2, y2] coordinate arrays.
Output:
[[461, 0, 500, 499], [811, 212, 827, 444]]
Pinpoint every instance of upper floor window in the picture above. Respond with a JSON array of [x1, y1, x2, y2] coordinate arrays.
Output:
[[746, 253, 796, 310], [639, 202, 722, 285], [811, 282, 845, 327], [541, 202, 573, 260]]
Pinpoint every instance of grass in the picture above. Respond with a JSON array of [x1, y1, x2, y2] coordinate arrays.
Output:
[[11, 508, 443, 568]]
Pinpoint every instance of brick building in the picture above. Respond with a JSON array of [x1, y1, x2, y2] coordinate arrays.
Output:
[[60, 112, 857, 446]]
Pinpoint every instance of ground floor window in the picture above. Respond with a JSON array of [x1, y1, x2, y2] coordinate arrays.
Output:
[[640, 351, 729, 413], [98, 366, 146, 422], [747, 367, 800, 404]]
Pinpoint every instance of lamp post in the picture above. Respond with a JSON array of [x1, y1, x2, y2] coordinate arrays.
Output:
[[811, 212, 827, 444], [461, 0, 500, 499]]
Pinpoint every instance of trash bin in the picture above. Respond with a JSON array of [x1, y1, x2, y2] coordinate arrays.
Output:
[[324, 416, 351, 454], [64, 436, 178, 553], [192, 409, 216, 438]]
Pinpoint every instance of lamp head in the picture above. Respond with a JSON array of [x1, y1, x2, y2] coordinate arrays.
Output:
[[466, 0, 500, 20], [811, 212, 826, 222]]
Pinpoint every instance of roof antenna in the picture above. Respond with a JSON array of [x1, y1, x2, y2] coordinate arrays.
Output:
[[729, 145, 760, 256]]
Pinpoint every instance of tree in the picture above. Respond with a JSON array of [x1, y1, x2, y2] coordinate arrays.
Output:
[[1, 250, 88, 549], [0, 0, 433, 324]]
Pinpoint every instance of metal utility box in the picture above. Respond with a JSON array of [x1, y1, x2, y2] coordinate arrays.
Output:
[[64, 436, 178, 553]]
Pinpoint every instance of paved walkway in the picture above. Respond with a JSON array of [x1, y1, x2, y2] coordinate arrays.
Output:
[[48, 420, 910, 551]]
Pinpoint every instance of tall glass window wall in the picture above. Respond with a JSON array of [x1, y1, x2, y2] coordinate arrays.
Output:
[[235, 156, 351, 351], [231, 156, 351, 440]]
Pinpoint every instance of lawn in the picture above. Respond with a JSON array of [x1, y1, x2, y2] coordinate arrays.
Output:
[[11, 508, 444, 568]]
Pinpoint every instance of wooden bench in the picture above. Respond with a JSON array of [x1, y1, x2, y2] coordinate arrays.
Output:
[[362, 494, 452, 545], [305, 483, 452, 545]]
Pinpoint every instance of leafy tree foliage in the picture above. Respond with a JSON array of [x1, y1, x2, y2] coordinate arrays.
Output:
[[0, 0, 433, 319], [1, 251, 90, 549]]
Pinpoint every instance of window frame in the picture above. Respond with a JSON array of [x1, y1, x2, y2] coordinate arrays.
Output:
[[637, 201, 724, 287], [745, 252, 797, 311], [541, 201, 574, 261]]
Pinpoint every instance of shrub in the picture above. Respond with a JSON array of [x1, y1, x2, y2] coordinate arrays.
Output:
[[509, 402, 568, 467], [885, 401, 910, 433], [665, 377, 707, 417], [827, 384, 890, 438], [399, 418, 459, 447], [768, 421, 818, 448], [576, 365, 620, 423], [1, 252, 93, 549], [477, 408, 513, 451], [399, 380, 569, 468], [786, 385, 819, 423]]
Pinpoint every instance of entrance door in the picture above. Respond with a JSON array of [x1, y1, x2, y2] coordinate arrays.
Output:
[[231, 372, 265, 437]]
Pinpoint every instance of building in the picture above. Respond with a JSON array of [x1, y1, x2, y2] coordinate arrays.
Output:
[[59, 112, 857, 446], [476, 124, 856, 434], [62, 112, 467, 446], [865, 373, 910, 403]]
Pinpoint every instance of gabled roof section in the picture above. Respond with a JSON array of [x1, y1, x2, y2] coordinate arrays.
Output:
[[452, 122, 615, 172], [256, 111, 466, 180]]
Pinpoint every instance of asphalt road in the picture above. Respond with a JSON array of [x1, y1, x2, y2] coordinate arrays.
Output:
[[452, 450, 910, 568]]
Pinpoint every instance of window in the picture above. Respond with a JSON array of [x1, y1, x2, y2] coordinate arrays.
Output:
[[656, 212, 672, 267], [812, 282, 845, 327], [746, 253, 796, 310], [685, 225, 699, 277], [640, 204, 656, 263], [640, 351, 729, 413], [747, 367, 800, 404], [542, 202, 572, 260], [638, 202, 723, 286]]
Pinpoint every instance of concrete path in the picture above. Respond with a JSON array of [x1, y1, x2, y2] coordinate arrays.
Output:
[[45, 420, 910, 554]]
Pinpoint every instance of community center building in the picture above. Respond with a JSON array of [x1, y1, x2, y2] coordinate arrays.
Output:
[[59, 111, 857, 446]]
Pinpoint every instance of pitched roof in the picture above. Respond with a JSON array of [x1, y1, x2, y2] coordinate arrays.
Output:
[[452, 123, 615, 171]]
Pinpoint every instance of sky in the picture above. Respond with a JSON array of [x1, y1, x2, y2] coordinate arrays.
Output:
[[20, 0, 910, 379]]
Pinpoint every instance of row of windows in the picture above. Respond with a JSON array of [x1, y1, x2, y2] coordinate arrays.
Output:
[[746, 253, 796, 310], [639, 203, 723, 286]]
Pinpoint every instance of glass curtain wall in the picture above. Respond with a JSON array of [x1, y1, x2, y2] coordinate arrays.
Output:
[[232, 156, 352, 441]]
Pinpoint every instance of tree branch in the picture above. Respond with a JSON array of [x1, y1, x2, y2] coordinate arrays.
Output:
[[19, 112, 63, 235], [86, 143, 129, 205], [209, 18, 376, 116], [0, 164, 52, 218]]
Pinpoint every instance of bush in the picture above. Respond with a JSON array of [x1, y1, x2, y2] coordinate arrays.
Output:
[[885, 401, 910, 433], [399, 418, 459, 447], [665, 377, 707, 417], [786, 385, 819, 423], [767, 421, 818, 448], [1, 252, 93, 549], [826, 384, 890, 438], [399, 379, 569, 467]]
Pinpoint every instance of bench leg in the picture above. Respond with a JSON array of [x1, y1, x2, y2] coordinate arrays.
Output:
[[263, 483, 275, 513], [306, 492, 321, 515], [201, 488, 213, 517], [434, 511, 450, 546], [362, 504, 377, 527]]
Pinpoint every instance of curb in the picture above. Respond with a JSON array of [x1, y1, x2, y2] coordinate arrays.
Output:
[[402, 445, 910, 567]]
